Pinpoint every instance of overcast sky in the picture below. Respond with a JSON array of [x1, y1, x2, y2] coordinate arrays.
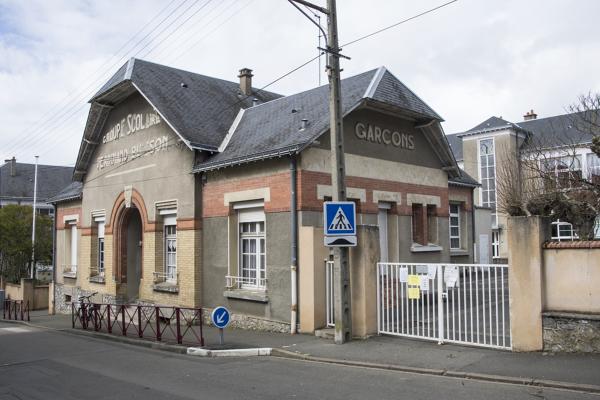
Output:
[[1, 0, 599, 166]]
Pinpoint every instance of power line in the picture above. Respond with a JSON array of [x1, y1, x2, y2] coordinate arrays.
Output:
[[341, 0, 458, 47], [148, 0, 232, 62], [25, 2, 228, 160], [5, 0, 190, 156], [165, 0, 251, 64], [8, 0, 215, 157], [37, 1, 242, 160], [35, 0, 457, 167]]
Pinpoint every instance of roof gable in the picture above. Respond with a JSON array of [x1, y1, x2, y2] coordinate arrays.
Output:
[[74, 58, 282, 180], [370, 69, 442, 120], [194, 67, 457, 175], [467, 116, 513, 133]]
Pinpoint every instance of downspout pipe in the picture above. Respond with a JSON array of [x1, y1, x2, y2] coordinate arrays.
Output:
[[51, 203, 57, 315], [290, 156, 298, 334], [471, 189, 477, 263]]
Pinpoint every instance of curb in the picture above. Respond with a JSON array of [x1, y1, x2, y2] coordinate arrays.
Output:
[[4, 319, 600, 394], [187, 347, 272, 357], [1, 318, 189, 355], [270, 349, 600, 395], [1, 318, 271, 358]]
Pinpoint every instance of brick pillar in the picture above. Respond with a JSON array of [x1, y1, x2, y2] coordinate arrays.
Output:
[[507, 216, 549, 351]]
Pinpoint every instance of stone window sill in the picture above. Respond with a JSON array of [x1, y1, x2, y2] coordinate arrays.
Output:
[[411, 244, 443, 253], [153, 282, 179, 294], [224, 289, 268, 303], [450, 249, 469, 256], [89, 275, 106, 284], [63, 272, 77, 279]]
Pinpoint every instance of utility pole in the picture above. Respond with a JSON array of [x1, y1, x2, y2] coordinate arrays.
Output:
[[325, 0, 351, 344], [31, 155, 39, 280], [289, 0, 351, 343]]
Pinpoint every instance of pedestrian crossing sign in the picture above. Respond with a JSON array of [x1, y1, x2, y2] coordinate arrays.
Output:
[[324, 201, 357, 247]]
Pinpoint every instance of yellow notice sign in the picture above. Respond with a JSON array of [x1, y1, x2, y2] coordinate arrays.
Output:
[[408, 287, 420, 300], [407, 275, 420, 286]]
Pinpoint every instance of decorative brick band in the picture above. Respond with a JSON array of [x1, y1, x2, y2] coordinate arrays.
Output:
[[543, 241, 600, 249]]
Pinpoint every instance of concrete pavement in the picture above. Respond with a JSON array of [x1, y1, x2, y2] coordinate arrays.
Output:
[[4, 310, 600, 393]]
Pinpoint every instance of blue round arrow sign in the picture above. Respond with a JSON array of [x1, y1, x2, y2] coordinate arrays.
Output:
[[211, 306, 230, 329]]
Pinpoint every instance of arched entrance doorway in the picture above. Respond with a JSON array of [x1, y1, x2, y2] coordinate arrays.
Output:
[[117, 207, 143, 302]]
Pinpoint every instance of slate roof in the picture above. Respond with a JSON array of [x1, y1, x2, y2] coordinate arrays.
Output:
[[445, 133, 463, 161], [47, 181, 83, 204], [465, 116, 514, 134], [91, 58, 282, 150], [74, 58, 282, 179], [0, 161, 73, 203], [447, 110, 599, 162], [520, 110, 598, 150], [194, 67, 448, 172], [449, 169, 479, 187]]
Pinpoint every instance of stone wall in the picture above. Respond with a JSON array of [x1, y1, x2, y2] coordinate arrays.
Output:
[[54, 283, 116, 314], [202, 307, 290, 333], [543, 313, 600, 353], [507, 216, 600, 353]]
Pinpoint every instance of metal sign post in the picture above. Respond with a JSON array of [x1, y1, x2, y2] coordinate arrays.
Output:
[[211, 306, 230, 345]]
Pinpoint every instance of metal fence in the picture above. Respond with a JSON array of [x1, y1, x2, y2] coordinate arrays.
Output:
[[377, 263, 511, 350], [325, 261, 335, 328], [72, 303, 204, 346], [2, 300, 30, 321]]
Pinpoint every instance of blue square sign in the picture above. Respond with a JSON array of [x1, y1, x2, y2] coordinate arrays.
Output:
[[324, 201, 356, 236]]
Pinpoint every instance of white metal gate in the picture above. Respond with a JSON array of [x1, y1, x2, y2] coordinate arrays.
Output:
[[377, 263, 511, 350]]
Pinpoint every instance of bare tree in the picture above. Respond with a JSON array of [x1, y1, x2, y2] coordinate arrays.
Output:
[[512, 94, 600, 240]]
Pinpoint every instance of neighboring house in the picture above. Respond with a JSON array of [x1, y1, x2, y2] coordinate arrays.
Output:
[[0, 157, 73, 216], [447, 110, 600, 261], [49, 58, 480, 334]]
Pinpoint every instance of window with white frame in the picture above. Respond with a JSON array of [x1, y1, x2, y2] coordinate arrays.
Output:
[[69, 223, 78, 273], [542, 155, 582, 189], [164, 216, 177, 283], [587, 153, 600, 184], [492, 230, 500, 258], [238, 208, 266, 289], [479, 138, 497, 226], [97, 220, 105, 276], [551, 219, 577, 241], [449, 204, 461, 250]]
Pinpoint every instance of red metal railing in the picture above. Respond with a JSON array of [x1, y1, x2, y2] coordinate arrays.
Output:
[[2, 300, 30, 321], [71, 303, 204, 346]]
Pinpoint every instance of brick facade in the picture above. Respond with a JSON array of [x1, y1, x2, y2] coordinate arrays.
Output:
[[298, 169, 450, 217]]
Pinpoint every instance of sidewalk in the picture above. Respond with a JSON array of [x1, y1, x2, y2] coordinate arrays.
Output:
[[9, 311, 600, 390]]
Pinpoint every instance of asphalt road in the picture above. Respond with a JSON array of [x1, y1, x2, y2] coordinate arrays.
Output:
[[0, 322, 597, 400]]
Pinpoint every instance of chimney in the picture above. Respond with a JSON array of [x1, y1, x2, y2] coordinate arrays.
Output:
[[238, 68, 253, 96], [4, 156, 16, 177], [300, 119, 308, 131], [523, 109, 538, 121]]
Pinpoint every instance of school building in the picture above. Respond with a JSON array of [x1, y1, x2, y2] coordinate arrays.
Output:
[[50, 58, 486, 334]]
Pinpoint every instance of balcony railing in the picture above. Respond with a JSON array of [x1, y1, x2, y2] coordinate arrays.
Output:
[[62, 264, 77, 278], [226, 275, 267, 290], [153, 271, 178, 285], [89, 266, 105, 283]]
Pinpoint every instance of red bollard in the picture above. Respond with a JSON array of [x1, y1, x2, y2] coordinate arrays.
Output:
[[155, 306, 161, 342], [176, 308, 182, 344]]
